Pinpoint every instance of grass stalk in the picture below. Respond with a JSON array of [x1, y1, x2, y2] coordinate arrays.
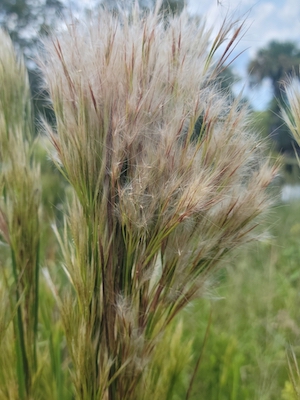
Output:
[[185, 307, 212, 400], [11, 248, 30, 399]]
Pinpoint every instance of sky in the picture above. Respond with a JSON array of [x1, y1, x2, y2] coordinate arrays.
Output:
[[187, 0, 300, 109]]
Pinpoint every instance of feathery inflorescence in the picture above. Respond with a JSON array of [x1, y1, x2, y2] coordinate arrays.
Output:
[[41, 8, 276, 399]]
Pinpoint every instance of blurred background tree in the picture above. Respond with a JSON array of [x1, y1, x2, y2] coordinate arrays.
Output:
[[0, 0, 64, 55], [0, 0, 64, 123], [248, 41, 300, 154], [99, 0, 185, 14]]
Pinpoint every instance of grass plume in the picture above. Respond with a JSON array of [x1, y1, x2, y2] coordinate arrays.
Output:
[[40, 7, 276, 399]]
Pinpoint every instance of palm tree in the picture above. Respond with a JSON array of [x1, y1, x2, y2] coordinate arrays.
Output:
[[248, 41, 300, 153], [248, 41, 300, 99]]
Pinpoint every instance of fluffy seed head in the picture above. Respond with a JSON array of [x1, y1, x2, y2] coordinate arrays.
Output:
[[40, 9, 277, 398]]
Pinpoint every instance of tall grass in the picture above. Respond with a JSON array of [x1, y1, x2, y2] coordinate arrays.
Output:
[[39, 7, 276, 400], [0, 6, 280, 399], [0, 30, 72, 400], [0, 29, 41, 399]]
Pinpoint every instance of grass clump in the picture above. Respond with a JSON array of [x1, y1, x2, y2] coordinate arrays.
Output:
[[0, 28, 71, 400], [0, 29, 41, 398], [39, 6, 276, 399]]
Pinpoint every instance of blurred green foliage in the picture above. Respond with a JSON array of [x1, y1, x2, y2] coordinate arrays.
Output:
[[180, 201, 300, 399]]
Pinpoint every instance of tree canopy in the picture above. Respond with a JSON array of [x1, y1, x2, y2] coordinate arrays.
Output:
[[97, 0, 229, 19], [0, 0, 64, 126], [0, 0, 64, 56], [248, 41, 300, 99], [99, 0, 185, 15]]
